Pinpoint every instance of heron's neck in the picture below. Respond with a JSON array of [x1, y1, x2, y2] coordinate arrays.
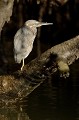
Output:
[[28, 26, 37, 35]]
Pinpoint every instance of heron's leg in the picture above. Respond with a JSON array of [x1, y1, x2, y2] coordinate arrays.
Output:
[[21, 59, 24, 71]]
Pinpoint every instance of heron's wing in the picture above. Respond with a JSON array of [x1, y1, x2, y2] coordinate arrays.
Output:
[[14, 29, 21, 53], [14, 26, 30, 53], [14, 26, 37, 63]]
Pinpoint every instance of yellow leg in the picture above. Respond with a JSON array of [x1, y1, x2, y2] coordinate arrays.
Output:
[[21, 59, 24, 71]]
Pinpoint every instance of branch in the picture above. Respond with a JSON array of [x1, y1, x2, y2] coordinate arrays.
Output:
[[0, 35, 79, 104], [0, 0, 14, 33]]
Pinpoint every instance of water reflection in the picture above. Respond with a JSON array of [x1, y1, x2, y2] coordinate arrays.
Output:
[[0, 60, 79, 120], [26, 60, 79, 120], [0, 103, 30, 120]]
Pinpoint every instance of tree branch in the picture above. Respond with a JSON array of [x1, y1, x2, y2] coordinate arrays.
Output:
[[0, 35, 79, 104], [0, 0, 14, 33]]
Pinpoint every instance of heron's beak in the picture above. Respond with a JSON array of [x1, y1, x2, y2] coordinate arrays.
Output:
[[37, 22, 53, 27]]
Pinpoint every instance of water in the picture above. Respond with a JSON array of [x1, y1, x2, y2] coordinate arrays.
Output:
[[0, 60, 79, 120]]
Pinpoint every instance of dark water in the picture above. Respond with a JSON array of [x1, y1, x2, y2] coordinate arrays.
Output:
[[0, 60, 79, 120]]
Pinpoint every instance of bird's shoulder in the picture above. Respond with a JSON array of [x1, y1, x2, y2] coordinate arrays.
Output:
[[14, 25, 28, 38], [14, 25, 32, 50]]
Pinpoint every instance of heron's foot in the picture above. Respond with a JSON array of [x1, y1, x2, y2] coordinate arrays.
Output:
[[21, 59, 24, 71], [21, 66, 24, 71]]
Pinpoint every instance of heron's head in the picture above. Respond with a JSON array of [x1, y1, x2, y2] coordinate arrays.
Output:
[[25, 20, 53, 28]]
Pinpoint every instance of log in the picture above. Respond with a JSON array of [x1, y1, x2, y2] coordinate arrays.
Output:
[[0, 35, 79, 104], [0, 0, 14, 33]]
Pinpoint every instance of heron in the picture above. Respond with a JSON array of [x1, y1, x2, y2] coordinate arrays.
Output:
[[14, 20, 53, 71]]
